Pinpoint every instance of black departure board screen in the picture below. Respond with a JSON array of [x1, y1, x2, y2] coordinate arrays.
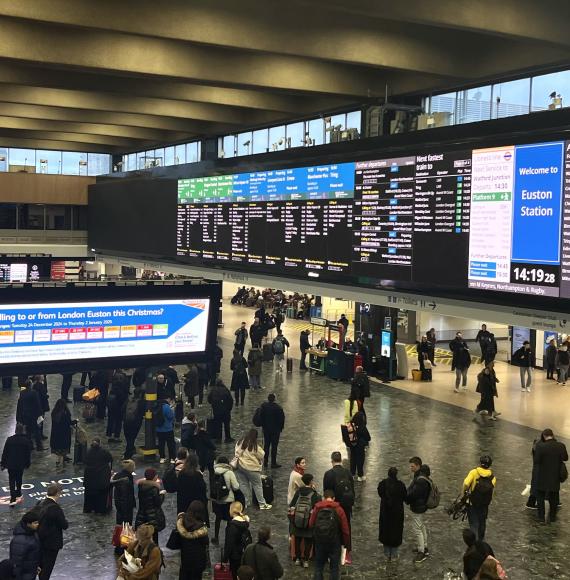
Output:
[[176, 140, 570, 300]]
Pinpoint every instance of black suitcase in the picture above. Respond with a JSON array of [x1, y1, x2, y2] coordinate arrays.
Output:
[[73, 385, 85, 402], [286, 357, 293, 373], [207, 417, 222, 441], [421, 368, 432, 381], [263, 343, 274, 362], [261, 475, 274, 504]]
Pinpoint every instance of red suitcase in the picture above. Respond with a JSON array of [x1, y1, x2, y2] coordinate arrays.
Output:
[[214, 562, 232, 580]]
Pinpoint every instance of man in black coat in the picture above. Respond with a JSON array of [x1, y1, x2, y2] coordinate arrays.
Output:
[[207, 379, 234, 443], [111, 459, 136, 526], [242, 526, 284, 580], [449, 332, 470, 392], [60, 373, 74, 403], [299, 329, 312, 370], [106, 371, 130, 443], [16, 381, 43, 451], [534, 428, 569, 523], [156, 372, 176, 401], [249, 318, 265, 349], [1, 423, 33, 505], [475, 324, 492, 361], [37, 483, 68, 580], [259, 394, 285, 469], [545, 339, 558, 380], [122, 390, 145, 460], [323, 451, 355, 530], [406, 463, 432, 563]]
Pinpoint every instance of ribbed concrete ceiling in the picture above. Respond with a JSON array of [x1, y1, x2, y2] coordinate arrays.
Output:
[[0, 0, 569, 153]]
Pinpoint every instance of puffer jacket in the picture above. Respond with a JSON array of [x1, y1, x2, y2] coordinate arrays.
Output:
[[177, 514, 209, 575], [213, 463, 240, 504], [135, 480, 165, 532], [223, 516, 251, 563], [112, 469, 136, 515], [234, 442, 265, 472], [9, 520, 41, 580], [406, 475, 431, 514]]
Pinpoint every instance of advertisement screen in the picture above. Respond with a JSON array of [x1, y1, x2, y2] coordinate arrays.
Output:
[[381, 330, 392, 358], [511, 326, 531, 356], [0, 298, 210, 366]]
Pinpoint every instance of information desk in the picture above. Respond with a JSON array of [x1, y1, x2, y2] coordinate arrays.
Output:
[[308, 348, 327, 374], [326, 348, 355, 381]]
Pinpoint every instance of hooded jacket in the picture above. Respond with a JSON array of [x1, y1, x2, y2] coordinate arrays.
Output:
[[112, 468, 136, 516], [242, 541, 284, 580], [177, 514, 209, 574], [212, 463, 240, 504], [406, 474, 431, 514], [234, 442, 265, 472], [223, 515, 251, 563], [9, 521, 41, 580], [135, 479, 165, 532]]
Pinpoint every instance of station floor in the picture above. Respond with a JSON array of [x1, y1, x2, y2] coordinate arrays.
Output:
[[0, 303, 567, 579]]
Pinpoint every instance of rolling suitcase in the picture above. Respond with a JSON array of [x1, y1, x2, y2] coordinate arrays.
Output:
[[263, 343, 274, 362], [214, 562, 232, 580], [286, 356, 293, 373], [261, 474, 274, 504], [73, 385, 85, 402]]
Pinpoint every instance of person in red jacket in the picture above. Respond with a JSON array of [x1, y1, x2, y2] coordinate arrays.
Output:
[[308, 489, 350, 580]]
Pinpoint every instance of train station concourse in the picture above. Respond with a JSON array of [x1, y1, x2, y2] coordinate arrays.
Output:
[[1, 2, 570, 579]]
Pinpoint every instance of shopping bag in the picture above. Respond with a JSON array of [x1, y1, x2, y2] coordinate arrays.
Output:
[[112, 524, 123, 547], [82, 388, 100, 402], [120, 523, 135, 548]]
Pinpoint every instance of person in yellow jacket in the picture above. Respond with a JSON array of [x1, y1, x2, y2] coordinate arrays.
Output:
[[463, 455, 496, 541]]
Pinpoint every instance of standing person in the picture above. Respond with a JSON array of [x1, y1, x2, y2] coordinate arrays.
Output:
[[49, 399, 74, 468], [235, 322, 249, 356], [350, 366, 370, 412], [32, 375, 49, 440], [155, 396, 176, 464], [416, 336, 430, 372], [475, 324, 492, 361], [196, 362, 208, 408], [37, 483, 68, 580], [194, 420, 216, 475], [90, 369, 110, 421], [210, 340, 224, 386], [177, 500, 209, 580], [249, 318, 264, 349], [343, 391, 360, 424], [135, 469, 166, 545], [230, 349, 249, 407], [426, 328, 437, 367], [347, 412, 370, 482], [112, 459, 136, 535], [208, 379, 234, 443], [378, 467, 407, 562], [463, 456, 496, 541], [406, 463, 432, 563], [83, 438, 112, 514], [16, 380, 44, 451], [337, 314, 349, 335], [60, 373, 73, 403], [107, 371, 129, 443], [233, 429, 272, 510], [475, 362, 500, 420], [184, 364, 200, 408], [272, 330, 290, 373], [513, 340, 535, 392], [450, 332, 471, 392], [259, 394, 285, 469], [1, 423, 32, 506], [299, 329, 312, 371], [181, 412, 198, 451], [546, 338, 558, 380], [177, 452, 208, 515], [247, 346, 263, 391], [288, 457, 307, 505], [555, 344, 570, 386], [289, 473, 321, 567], [9, 510, 42, 580], [484, 333, 498, 366], [309, 489, 350, 580], [122, 389, 145, 460], [117, 524, 162, 579], [156, 372, 175, 401], [223, 501, 252, 580], [534, 428, 569, 523], [211, 455, 240, 546], [242, 526, 284, 580]]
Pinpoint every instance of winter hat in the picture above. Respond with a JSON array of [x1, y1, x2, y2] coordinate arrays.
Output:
[[122, 459, 135, 473], [144, 467, 157, 480]]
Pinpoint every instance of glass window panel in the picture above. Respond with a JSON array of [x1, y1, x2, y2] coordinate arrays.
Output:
[[136, 151, 145, 169], [346, 110, 362, 136], [220, 136, 235, 158], [429, 91, 457, 123], [62, 152, 86, 175], [0, 203, 17, 228], [9, 148, 35, 171], [237, 131, 253, 156], [186, 142, 200, 163], [0, 147, 7, 171], [72, 206, 88, 230], [306, 118, 324, 146], [252, 129, 268, 154], [153, 148, 164, 167], [164, 146, 175, 166], [531, 70, 570, 111], [36, 150, 62, 174], [285, 122, 304, 149], [87, 153, 110, 176], [127, 153, 136, 172], [325, 114, 346, 143], [174, 144, 186, 165], [492, 78, 530, 118], [45, 205, 72, 230], [268, 126, 286, 151], [457, 85, 492, 124], [18, 204, 44, 229]]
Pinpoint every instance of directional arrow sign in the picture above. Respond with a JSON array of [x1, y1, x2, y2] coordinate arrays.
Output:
[[429, 302, 437, 310]]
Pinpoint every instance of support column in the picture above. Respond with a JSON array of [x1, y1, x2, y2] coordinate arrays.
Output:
[[141, 368, 158, 460]]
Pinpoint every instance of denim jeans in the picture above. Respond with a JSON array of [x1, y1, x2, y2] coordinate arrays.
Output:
[[383, 545, 398, 558], [314, 543, 341, 580], [520, 367, 532, 388], [235, 467, 268, 507], [409, 511, 428, 552], [455, 368, 468, 388], [467, 504, 488, 540]]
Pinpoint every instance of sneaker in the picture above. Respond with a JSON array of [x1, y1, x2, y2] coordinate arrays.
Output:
[[294, 559, 301, 567], [344, 552, 352, 565], [260, 504, 273, 510], [303, 561, 309, 568], [479, 410, 488, 416], [525, 503, 538, 510], [521, 387, 526, 392], [526, 387, 531, 393], [414, 552, 428, 563], [170, 459, 176, 464], [462, 386, 468, 391], [159, 458, 166, 464], [9, 500, 17, 507], [271, 464, 282, 469], [360, 475, 367, 481], [424, 548, 430, 557], [489, 416, 497, 421], [493, 412, 502, 417]]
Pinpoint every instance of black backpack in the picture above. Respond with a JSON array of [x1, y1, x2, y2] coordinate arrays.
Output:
[[470, 474, 494, 507], [152, 403, 165, 427], [252, 407, 263, 427], [162, 464, 178, 493], [239, 525, 253, 553], [211, 472, 230, 501], [313, 507, 340, 544], [334, 475, 354, 507]]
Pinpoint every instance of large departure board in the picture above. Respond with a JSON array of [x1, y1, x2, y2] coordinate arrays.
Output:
[[176, 140, 570, 299]]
